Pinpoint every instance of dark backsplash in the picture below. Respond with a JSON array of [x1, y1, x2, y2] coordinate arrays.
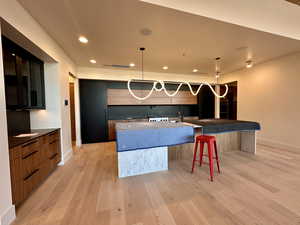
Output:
[[108, 105, 199, 120], [6, 110, 30, 136]]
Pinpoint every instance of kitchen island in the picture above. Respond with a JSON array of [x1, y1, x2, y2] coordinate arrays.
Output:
[[170, 119, 261, 161], [115, 119, 260, 178], [116, 122, 194, 177]]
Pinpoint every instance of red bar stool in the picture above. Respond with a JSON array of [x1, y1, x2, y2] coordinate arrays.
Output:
[[191, 135, 220, 181]]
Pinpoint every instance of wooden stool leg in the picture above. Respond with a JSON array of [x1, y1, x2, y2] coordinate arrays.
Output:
[[191, 140, 198, 173], [199, 142, 204, 166], [207, 141, 214, 182], [214, 140, 220, 173]]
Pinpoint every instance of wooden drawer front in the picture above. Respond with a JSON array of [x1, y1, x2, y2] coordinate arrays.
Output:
[[47, 131, 59, 143], [21, 150, 41, 179], [23, 168, 40, 199], [9, 130, 61, 206], [39, 136, 49, 163], [39, 160, 53, 180], [10, 146, 22, 159], [47, 139, 59, 159], [10, 158, 23, 205], [21, 139, 40, 158]]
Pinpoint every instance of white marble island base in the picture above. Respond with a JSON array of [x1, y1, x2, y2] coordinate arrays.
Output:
[[118, 147, 168, 178]]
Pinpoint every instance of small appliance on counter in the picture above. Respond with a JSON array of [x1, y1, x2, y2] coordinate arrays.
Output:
[[149, 117, 169, 122]]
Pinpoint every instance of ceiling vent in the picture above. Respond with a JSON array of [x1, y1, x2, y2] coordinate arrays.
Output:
[[285, 0, 300, 6], [103, 64, 131, 68]]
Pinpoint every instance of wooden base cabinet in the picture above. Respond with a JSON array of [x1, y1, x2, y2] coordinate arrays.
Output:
[[9, 130, 61, 206]]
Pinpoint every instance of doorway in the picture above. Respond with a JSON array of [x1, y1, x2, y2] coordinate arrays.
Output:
[[69, 81, 76, 145]]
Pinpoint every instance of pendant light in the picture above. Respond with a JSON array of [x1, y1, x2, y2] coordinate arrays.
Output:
[[127, 49, 228, 100]]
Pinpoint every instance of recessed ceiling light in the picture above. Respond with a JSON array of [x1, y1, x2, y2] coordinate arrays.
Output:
[[12, 53, 15, 56], [163, 66, 168, 70], [90, 59, 96, 64], [193, 69, 198, 73], [129, 63, 135, 67], [246, 60, 253, 68], [78, 36, 88, 44]]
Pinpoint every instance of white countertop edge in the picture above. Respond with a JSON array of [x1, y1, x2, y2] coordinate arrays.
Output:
[[182, 122, 202, 128]]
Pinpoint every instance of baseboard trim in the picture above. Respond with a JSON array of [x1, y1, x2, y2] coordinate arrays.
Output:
[[0, 205, 16, 225], [257, 138, 300, 152], [76, 139, 82, 147], [58, 148, 73, 166]]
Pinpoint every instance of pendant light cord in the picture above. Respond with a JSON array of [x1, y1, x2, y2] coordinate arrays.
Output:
[[142, 49, 144, 80]]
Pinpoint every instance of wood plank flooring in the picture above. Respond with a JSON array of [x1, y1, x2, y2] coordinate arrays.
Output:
[[12, 142, 300, 225]]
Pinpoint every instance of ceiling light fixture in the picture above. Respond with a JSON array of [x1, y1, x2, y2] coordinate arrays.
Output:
[[127, 49, 228, 100], [246, 60, 253, 68], [163, 66, 168, 70], [129, 63, 135, 67], [90, 59, 96, 64], [78, 36, 88, 44], [193, 69, 198, 73]]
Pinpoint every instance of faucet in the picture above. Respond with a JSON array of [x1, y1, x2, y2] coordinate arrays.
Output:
[[178, 111, 184, 122]]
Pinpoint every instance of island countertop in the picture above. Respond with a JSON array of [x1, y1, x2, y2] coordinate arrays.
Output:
[[115, 122, 194, 152], [183, 119, 261, 134]]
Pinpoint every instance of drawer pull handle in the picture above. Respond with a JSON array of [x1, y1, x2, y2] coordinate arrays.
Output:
[[49, 140, 57, 145], [22, 150, 38, 160], [22, 140, 38, 148], [50, 153, 58, 160], [24, 169, 39, 181]]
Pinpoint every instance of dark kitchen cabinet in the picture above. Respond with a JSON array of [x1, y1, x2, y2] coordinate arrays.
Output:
[[2, 36, 45, 110], [198, 85, 215, 119], [80, 79, 108, 143]]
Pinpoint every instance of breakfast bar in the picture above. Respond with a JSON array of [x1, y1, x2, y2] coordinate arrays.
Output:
[[116, 119, 261, 178], [182, 119, 261, 154]]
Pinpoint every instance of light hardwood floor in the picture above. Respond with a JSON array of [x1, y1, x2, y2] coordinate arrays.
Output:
[[12, 142, 300, 225]]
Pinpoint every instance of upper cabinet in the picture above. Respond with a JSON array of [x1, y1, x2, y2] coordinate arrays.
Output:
[[2, 36, 45, 110]]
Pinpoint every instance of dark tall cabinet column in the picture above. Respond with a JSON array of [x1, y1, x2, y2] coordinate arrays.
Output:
[[79, 80, 108, 143], [198, 86, 215, 119]]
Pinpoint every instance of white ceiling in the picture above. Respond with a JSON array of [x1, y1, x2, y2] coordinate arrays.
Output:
[[16, 0, 300, 76]]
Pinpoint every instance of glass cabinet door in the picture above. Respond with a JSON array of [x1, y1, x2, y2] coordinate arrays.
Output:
[[17, 55, 30, 108], [3, 47, 19, 108], [29, 59, 45, 108], [2, 36, 45, 109]]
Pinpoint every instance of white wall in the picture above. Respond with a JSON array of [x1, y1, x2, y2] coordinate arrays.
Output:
[[221, 52, 300, 150], [0, 0, 77, 165], [141, 0, 300, 41], [0, 24, 16, 225], [30, 63, 61, 129]]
